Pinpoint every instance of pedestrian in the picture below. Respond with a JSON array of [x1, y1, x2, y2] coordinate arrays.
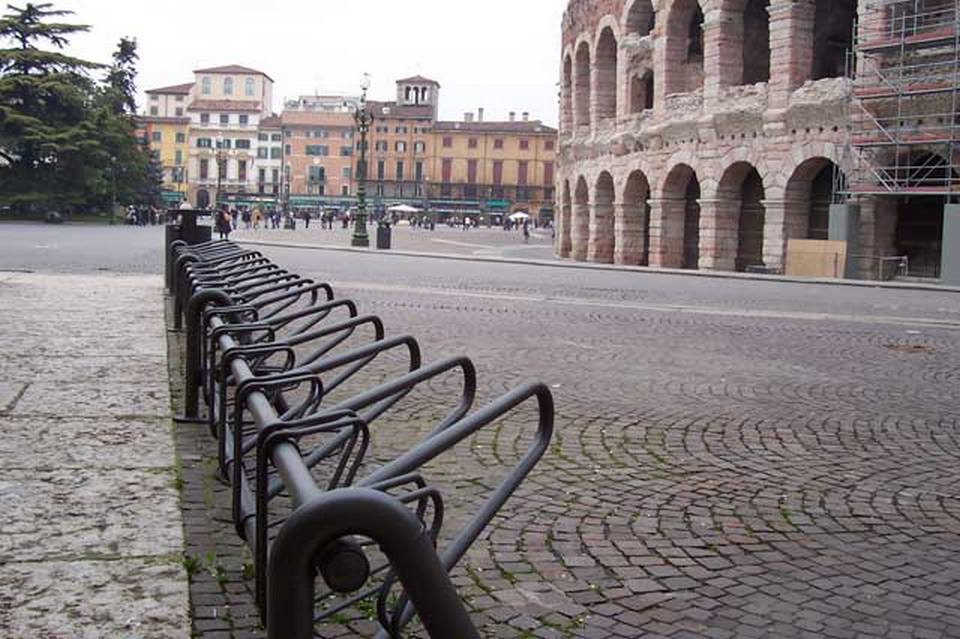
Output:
[[523, 219, 530, 243], [216, 207, 232, 240], [302, 209, 311, 229]]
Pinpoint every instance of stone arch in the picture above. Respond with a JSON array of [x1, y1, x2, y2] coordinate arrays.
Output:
[[574, 41, 591, 128], [664, 0, 705, 95], [594, 27, 618, 122], [624, 0, 655, 37], [784, 157, 842, 242], [813, 0, 857, 80], [590, 171, 616, 263], [655, 163, 701, 269], [619, 170, 652, 265], [559, 179, 573, 257], [562, 52, 573, 131], [715, 161, 767, 272], [572, 176, 590, 260]]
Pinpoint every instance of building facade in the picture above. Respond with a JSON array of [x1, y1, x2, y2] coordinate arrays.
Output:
[[557, 0, 959, 281], [140, 82, 192, 203]]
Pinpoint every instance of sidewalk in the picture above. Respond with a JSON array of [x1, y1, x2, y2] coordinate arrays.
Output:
[[0, 272, 188, 637], [236, 237, 960, 294]]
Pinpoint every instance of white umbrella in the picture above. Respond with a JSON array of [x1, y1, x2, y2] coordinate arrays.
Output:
[[509, 211, 530, 221], [388, 204, 421, 214]]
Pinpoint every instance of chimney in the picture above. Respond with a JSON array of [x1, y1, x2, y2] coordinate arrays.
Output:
[[509, 111, 516, 122], [522, 112, 529, 122], [478, 107, 484, 122], [464, 111, 474, 122]]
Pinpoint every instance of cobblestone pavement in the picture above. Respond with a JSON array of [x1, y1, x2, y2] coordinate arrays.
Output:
[[168, 244, 960, 639], [0, 271, 188, 638]]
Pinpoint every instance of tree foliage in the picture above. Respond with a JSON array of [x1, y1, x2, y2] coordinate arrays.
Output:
[[0, 3, 152, 213]]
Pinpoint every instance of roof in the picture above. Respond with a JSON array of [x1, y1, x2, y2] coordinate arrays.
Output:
[[433, 120, 558, 135], [397, 75, 441, 87], [146, 82, 193, 95], [365, 100, 436, 120], [193, 64, 274, 82], [259, 115, 282, 128], [281, 110, 355, 127], [187, 99, 263, 113]]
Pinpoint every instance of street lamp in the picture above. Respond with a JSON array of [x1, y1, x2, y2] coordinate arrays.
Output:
[[215, 133, 227, 209], [351, 73, 372, 247]]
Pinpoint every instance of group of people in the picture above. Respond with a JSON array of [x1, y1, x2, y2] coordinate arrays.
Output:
[[125, 205, 164, 226], [214, 205, 359, 239]]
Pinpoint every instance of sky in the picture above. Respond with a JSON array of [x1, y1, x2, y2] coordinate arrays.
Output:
[[54, 0, 567, 127]]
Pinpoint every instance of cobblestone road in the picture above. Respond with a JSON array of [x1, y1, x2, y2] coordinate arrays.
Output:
[[170, 241, 960, 639]]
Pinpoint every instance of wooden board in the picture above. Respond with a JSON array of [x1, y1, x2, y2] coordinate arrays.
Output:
[[785, 239, 847, 278]]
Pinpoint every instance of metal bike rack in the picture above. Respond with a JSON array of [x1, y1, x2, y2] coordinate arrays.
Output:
[[169, 239, 554, 639]]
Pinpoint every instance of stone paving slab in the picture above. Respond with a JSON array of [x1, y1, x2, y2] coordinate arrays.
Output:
[[0, 272, 188, 638]]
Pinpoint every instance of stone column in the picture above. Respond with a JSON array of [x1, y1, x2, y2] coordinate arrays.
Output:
[[614, 202, 646, 266], [767, 1, 814, 103], [558, 202, 573, 258], [649, 198, 685, 268], [704, 8, 743, 107], [698, 198, 739, 271], [762, 198, 807, 272], [942, 204, 960, 286], [829, 202, 861, 279], [588, 199, 615, 263], [571, 200, 590, 261]]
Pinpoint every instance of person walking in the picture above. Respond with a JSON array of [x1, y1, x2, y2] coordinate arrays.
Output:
[[522, 219, 530, 243], [216, 207, 232, 240]]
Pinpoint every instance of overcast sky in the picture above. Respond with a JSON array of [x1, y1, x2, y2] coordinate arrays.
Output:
[[53, 0, 566, 126]]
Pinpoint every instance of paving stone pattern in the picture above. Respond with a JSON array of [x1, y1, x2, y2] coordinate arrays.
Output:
[[0, 272, 189, 638], [171, 249, 960, 639]]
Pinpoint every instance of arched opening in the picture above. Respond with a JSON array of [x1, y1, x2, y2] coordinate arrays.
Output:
[[560, 180, 573, 257], [742, 0, 770, 85], [595, 28, 618, 121], [785, 158, 844, 241], [626, 0, 656, 37], [664, 0, 705, 95], [572, 176, 590, 260], [574, 43, 591, 128], [630, 70, 655, 113], [715, 162, 766, 272], [621, 170, 651, 265], [562, 55, 573, 131], [196, 189, 210, 210], [813, 0, 857, 80], [591, 172, 616, 263], [659, 164, 701, 269]]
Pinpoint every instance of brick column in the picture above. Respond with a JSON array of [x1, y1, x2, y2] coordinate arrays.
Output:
[[649, 198, 686, 268], [704, 8, 743, 106], [767, 0, 814, 104], [614, 202, 646, 265], [698, 198, 739, 271], [558, 201, 573, 258], [571, 199, 590, 261], [588, 199, 615, 263], [761, 198, 806, 272]]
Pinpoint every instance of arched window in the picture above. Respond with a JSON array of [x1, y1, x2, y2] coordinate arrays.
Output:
[[595, 28, 618, 120], [223, 77, 233, 95], [574, 42, 591, 127], [664, 0, 705, 95], [201, 77, 211, 95], [630, 70, 654, 113], [245, 77, 255, 96], [626, 0, 655, 37], [813, 0, 857, 80], [687, 6, 704, 60], [742, 0, 770, 84]]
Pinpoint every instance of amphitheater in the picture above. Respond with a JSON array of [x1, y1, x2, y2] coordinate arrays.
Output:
[[555, 0, 959, 282]]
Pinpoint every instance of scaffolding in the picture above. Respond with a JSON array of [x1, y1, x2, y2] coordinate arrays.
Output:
[[841, 0, 960, 198]]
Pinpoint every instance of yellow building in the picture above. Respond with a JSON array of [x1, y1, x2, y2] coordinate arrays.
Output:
[[428, 111, 557, 222], [141, 82, 193, 204]]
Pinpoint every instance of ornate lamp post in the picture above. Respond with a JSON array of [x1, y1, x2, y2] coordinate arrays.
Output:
[[351, 73, 372, 247], [215, 133, 225, 209]]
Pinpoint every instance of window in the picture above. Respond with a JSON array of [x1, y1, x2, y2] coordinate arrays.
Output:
[[238, 160, 247, 182], [395, 141, 407, 153], [201, 77, 211, 95], [175, 95, 184, 103], [149, 106, 158, 116], [545, 140, 555, 151], [218, 138, 231, 149], [150, 94, 159, 102], [395, 126, 407, 134], [493, 160, 503, 185], [340, 146, 353, 157], [285, 144, 291, 156], [519, 139, 530, 150], [258, 133, 268, 141], [377, 160, 385, 180], [200, 113, 210, 125], [442, 136, 452, 148], [518, 160, 528, 185], [468, 138, 478, 149], [414, 141, 425, 154], [305, 145, 328, 156], [245, 77, 255, 97], [175, 107, 184, 117], [151, 131, 161, 142], [396, 161, 404, 181], [175, 132, 186, 144], [441, 158, 452, 182], [342, 166, 352, 179], [197, 138, 212, 148], [272, 168, 279, 184], [415, 161, 423, 182], [270, 147, 281, 159], [235, 139, 251, 150], [313, 129, 328, 138], [271, 133, 282, 142], [258, 168, 266, 192], [544, 161, 554, 185], [175, 150, 183, 166], [224, 77, 233, 95], [308, 165, 325, 182], [199, 159, 209, 179], [219, 114, 229, 125], [239, 114, 249, 126], [257, 147, 268, 159], [375, 141, 388, 152], [494, 138, 504, 150], [467, 160, 478, 184], [342, 130, 354, 140], [342, 185, 350, 196]]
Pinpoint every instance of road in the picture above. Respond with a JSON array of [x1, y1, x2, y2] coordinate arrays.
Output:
[[5, 222, 960, 638]]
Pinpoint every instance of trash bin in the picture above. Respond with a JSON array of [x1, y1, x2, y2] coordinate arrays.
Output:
[[376, 222, 392, 250]]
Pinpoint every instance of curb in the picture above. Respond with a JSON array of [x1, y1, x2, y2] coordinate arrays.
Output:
[[234, 239, 960, 294]]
